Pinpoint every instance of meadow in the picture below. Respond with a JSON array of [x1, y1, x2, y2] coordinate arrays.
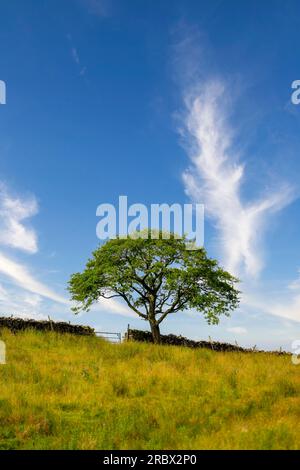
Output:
[[0, 328, 299, 450]]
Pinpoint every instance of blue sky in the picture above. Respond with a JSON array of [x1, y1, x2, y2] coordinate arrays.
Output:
[[0, 0, 300, 349]]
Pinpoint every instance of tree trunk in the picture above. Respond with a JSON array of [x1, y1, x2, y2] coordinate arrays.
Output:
[[150, 321, 161, 344]]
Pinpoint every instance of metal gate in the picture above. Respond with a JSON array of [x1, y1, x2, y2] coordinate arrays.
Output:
[[95, 331, 121, 343]]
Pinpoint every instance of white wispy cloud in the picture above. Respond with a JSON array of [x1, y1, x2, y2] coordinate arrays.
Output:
[[272, 297, 300, 323], [244, 273, 300, 323], [227, 326, 247, 335], [71, 47, 80, 65], [67, 35, 87, 77], [182, 80, 294, 277], [0, 185, 38, 253], [0, 185, 68, 310], [93, 298, 134, 317], [0, 283, 48, 318], [0, 183, 131, 318], [171, 26, 299, 328], [288, 269, 300, 290], [0, 252, 67, 304]]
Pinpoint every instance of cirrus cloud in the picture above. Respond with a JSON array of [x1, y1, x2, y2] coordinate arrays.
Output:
[[0, 185, 38, 253], [182, 80, 295, 278]]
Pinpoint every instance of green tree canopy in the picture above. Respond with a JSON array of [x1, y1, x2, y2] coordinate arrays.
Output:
[[68, 232, 240, 343]]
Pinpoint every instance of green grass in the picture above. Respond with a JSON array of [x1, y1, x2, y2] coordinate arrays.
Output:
[[0, 328, 299, 450]]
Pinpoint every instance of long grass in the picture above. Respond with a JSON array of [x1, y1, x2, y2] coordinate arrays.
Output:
[[0, 328, 299, 450]]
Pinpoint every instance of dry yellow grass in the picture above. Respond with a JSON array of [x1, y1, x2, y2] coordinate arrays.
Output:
[[0, 328, 299, 450]]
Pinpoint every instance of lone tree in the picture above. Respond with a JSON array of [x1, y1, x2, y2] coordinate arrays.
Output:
[[68, 232, 239, 344]]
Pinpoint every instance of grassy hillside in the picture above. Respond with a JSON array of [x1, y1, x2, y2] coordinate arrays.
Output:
[[0, 328, 299, 450]]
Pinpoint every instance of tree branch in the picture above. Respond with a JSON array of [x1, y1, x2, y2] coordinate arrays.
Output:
[[119, 293, 148, 320]]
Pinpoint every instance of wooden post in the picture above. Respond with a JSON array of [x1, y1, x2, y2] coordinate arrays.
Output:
[[127, 324, 130, 342], [48, 315, 54, 331]]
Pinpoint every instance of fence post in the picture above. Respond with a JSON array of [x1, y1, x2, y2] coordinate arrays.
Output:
[[127, 324, 130, 342], [48, 315, 54, 331], [0, 340, 6, 364]]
